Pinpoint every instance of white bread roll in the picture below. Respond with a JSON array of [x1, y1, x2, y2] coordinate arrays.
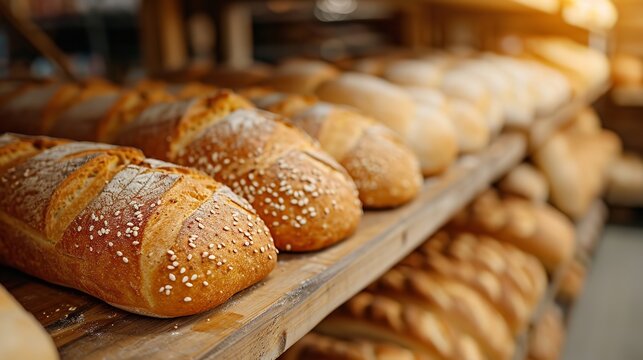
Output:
[[0, 285, 58, 360], [382, 59, 443, 88], [316, 73, 458, 176], [440, 70, 504, 135], [498, 163, 549, 203], [406, 87, 490, 153]]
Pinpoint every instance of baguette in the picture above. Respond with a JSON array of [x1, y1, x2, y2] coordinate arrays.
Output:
[[0, 134, 277, 317], [247, 92, 422, 208], [0, 81, 116, 136], [317, 292, 484, 360], [369, 267, 514, 360], [316, 72, 458, 176], [282, 332, 420, 360], [116, 90, 361, 251], [0, 285, 58, 360], [450, 189, 575, 271]]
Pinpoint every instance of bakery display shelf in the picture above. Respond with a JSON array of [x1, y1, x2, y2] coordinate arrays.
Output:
[[1, 133, 525, 360], [611, 86, 643, 107], [525, 81, 611, 151], [511, 198, 608, 360]]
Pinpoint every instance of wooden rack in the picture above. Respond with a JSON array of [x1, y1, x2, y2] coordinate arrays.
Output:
[[0, 82, 609, 360]]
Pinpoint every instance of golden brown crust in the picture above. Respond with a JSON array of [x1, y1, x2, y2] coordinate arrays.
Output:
[[283, 333, 421, 360], [264, 59, 340, 95], [0, 135, 277, 317], [249, 93, 422, 208], [370, 267, 514, 360], [319, 292, 484, 360]]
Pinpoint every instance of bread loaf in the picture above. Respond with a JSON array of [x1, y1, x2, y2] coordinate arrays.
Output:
[[0, 285, 58, 360], [246, 91, 422, 208], [401, 230, 546, 334], [317, 292, 485, 360], [282, 332, 420, 360], [405, 87, 490, 153], [527, 305, 565, 360], [0, 134, 277, 317], [497, 163, 549, 203], [382, 59, 443, 88], [116, 91, 362, 251], [316, 73, 458, 176], [611, 53, 643, 88], [450, 189, 575, 271], [50, 88, 173, 142], [263, 59, 339, 95], [0, 81, 116, 136], [369, 267, 514, 360]]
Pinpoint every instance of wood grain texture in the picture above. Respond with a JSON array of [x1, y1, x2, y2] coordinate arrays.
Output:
[[2, 134, 525, 360]]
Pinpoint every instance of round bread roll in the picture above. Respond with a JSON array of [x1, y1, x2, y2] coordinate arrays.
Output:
[[498, 163, 549, 203], [406, 87, 490, 154], [264, 59, 339, 95]]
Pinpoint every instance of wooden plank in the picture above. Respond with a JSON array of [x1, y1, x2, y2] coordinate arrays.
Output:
[[2, 134, 525, 360]]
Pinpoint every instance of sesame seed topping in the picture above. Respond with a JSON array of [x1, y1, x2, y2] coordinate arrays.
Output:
[[182, 276, 188, 283], [122, 257, 129, 263], [116, 251, 123, 257], [172, 261, 179, 267], [180, 267, 186, 274], [169, 274, 176, 281], [191, 274, 198, 281], [167, 250, 175, 255], [186, 283, 193, 287], [187, 254, 193, 261], [203, 281, 209, 286], [77, 226, 82, 232], [197, 223, 205, 229], [223, 226, 230, 231], [184, 297, 192, 302]]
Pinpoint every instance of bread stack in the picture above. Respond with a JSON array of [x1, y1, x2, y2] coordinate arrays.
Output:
[[243, 90, 423, 208], [0, 83, 362, 252], [449, 188, 576, 272], [533, 107, 622, 219], [0, 134, 277, 317], [285, 230, 547, 360]]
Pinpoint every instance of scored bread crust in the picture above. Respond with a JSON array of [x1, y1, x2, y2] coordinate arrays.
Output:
[[116, 90, 361, 251], [0, 134, 276, 317], [282, 332, 421, 360], [369, 267, 514, 360], [317, 292, 484, 360], [249, 92, 423, 208]]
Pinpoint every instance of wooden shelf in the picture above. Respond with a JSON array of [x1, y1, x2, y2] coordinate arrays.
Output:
[[1, 133, 526, 360], [525, 81, 611, 151], [1, 80, 607, 359], [512, 198, 608, 360]]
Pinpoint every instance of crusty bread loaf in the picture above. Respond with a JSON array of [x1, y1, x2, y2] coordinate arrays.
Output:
[[0, 81, 116, 136], [405, 87, 490, 154], [263, 59, 339, 95], [246, 91, 422, 208], [498, 163, 549, 203], [206, 63, 274, 89], [450, 189, 575, 271], [527, 305, 565, 360], [408, 105, 458, 175], [116, 91, 361, 251], [0, 285, 58, 360], [282, 332, 420, 360], [317, 292, 484, 360], [369, 267, 514, 360], [50, 88, 173, 142], [401, 230, 546, 335], [557, 259, 586, 302], [0, 134, 277, 317]]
